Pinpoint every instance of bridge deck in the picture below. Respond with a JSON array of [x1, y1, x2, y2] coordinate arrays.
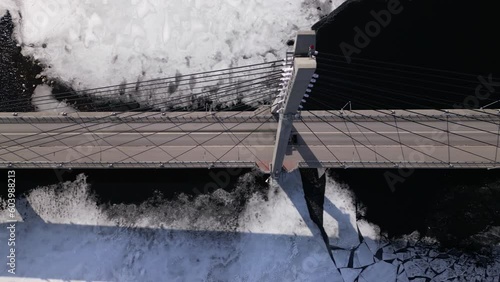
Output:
[[1, 109, 499, 171]]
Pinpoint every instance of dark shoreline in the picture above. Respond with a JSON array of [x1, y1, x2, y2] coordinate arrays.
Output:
[[0, 168, 262, 203], [0, 12, 40, 112]]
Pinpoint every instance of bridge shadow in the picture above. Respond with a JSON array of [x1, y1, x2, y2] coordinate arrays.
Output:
[[292, 129, 360, 250], [323, 193, 361, 250], [278, 167, 361, 270], [0, 192, 335, 281], [293, 128, 321, 166], [275, 169, 324, 239], [298, 168, 375, 272]]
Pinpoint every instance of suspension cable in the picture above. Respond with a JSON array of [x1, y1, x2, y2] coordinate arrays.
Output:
[[307, 95, 449, 164], [0, 74, 280, 152], [309, 92, 497, 163], [305, 110, 397, 166], [299, 117, 343, 166], [4, 64, 281, 110], [66, 91, 277, 165], [316, 78, 500, 140], [317, 51, 497, 80]]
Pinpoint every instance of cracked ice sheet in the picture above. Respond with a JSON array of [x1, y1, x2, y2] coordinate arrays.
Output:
[[340, 268, 362, 282], [0, 171, 341, 281], [332, 249, 351, 268], [359, 261, 398, 282], [2, 0, 344, 92], [355, 242, 374, 267]]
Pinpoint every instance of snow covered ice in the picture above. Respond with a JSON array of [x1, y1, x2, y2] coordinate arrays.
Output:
[[0, 172, 339, 281], [31, 85, 75, 113], [2, 0, 341, 93], [1, 171, 499, 281]]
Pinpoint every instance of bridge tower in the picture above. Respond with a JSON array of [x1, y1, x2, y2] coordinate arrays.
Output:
[[271, 31, 317, 177]]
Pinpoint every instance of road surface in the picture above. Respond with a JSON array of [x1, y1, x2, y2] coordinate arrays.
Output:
[[0, 109, 498, 171]]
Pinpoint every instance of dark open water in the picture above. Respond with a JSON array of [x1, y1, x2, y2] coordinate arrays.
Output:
[[310, 0, 500, 110]]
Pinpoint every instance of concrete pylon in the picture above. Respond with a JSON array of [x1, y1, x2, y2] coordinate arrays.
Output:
[[271, 31, 317, 177]]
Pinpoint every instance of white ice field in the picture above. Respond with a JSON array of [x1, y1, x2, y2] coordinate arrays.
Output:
[[1, 0, 340, 106]]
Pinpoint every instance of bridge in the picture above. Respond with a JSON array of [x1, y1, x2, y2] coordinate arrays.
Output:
[[1, 31, 499, 176]]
